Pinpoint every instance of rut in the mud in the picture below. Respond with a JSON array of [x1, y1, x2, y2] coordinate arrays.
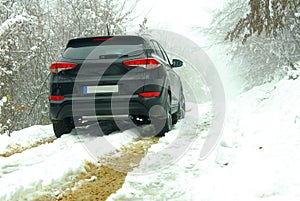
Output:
[[34, 137, 159, 201]]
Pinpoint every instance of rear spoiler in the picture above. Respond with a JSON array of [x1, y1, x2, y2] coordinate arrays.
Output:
[[66, 36, 145, 48]]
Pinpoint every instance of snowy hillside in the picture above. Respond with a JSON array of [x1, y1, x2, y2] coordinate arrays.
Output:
[[108, 77, 300, 200], [0, 76, 300, 200]]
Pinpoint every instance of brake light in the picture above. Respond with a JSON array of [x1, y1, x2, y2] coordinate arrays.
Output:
[[93, 37, 114, 42], [50, 62, 77, 74], [123, 58, 161, 69], [50, 95, 65, 101], [139, 92, 161, 98]]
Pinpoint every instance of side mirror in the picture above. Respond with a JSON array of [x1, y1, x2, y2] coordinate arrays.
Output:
[[172, 59, 183, 68]]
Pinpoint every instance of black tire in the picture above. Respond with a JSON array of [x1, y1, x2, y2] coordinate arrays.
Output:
[[154, 94, 172, 137], [172, 90, 185, 125], [52, 118, 74, 138]]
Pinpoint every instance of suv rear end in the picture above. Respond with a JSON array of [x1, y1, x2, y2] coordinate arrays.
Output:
[[50, 35, 184, 137]]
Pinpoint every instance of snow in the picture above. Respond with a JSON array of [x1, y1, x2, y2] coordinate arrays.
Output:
[[1, 76, 300, 200], [0, 14, 30, 36], [1, 96, 7, 103], [0, 96, 7, 115], [0, 125, 54, 154], [108, 77, 300, 200]]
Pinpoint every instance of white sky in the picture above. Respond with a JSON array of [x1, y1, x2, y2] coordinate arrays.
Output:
[[131, 0, 224, 37]]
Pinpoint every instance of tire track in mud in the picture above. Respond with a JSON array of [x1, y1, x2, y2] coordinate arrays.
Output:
[[0, 137, 56, 158], [34, 137, 159, 201]]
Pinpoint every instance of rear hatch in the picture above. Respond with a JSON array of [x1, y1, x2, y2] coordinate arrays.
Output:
[[52, 36, 147, 97]]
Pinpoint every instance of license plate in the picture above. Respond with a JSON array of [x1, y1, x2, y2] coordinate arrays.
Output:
[[83, 85, 118, 94]]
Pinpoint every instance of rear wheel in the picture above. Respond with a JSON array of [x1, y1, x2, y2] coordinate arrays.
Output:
[[172, 90, 185, 124], [52, 118, 74, 138], [154, 94, 172, 137]]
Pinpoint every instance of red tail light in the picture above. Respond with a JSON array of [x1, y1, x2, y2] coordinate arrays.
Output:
[[123, 58, 161, 69], [139, 92, 161, 98], [50, 62, 77, 74], [50, 95, 65, 101]]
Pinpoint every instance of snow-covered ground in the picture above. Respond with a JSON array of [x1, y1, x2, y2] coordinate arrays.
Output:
[[0, 124, 139, 200], [108, 77, 300, 201], [0, 125, 54, 154], [1, 77, 300, 200]]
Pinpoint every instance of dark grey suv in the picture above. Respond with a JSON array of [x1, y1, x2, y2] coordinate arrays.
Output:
[[49, 35, 185, 137]]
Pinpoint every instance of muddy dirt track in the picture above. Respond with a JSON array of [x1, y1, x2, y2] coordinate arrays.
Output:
[[34, 137, 159, 201]]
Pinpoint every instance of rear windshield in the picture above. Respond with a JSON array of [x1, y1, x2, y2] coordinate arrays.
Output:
[[62, 37, 145, 60]]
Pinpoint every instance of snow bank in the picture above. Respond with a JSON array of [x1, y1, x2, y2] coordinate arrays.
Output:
[[0, 125, 54, 154], [190, 78, 300, 201]]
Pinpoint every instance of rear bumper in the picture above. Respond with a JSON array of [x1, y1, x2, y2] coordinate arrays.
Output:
[[50, 93, 168, 121]]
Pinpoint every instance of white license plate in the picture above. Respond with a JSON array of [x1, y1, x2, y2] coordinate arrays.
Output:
[[83, 85, 118, 94]]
